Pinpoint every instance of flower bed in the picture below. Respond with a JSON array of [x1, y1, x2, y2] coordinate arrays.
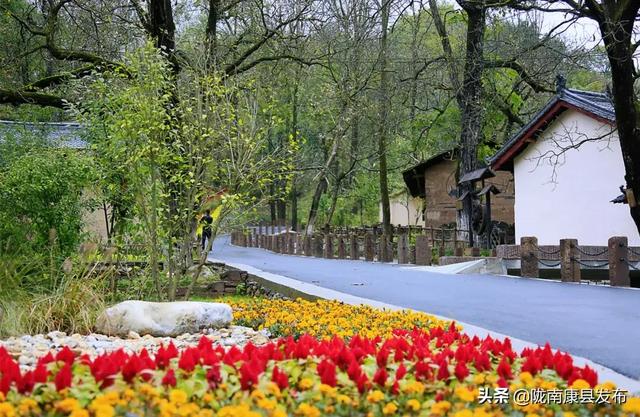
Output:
[[1, 323, 638, 416], [227, 298, 451, 339]]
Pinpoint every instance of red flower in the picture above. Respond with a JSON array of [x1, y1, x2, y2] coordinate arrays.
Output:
[[162, 369, 177, 387], [522, 355, 542, 376], [395, 363, 407, 381], [207, 365, 222, 388], [437, 360, 450, 381], [178, 348, 200, 373], [54, 363, 72, 391], [271, 366, 289, 390], [373, 367, 388, 386], [317, 359, 337, 387], [55, 346, 75, 365], [497, 357, 513, 381], [156, 343, 179, 369], [454, 361, 469, 382]]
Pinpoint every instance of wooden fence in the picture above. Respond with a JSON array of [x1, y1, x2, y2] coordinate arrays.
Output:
[[230, 224, 482, 266]]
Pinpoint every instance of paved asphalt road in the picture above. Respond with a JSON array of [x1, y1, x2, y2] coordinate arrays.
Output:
[[212, 235, 640, 379]]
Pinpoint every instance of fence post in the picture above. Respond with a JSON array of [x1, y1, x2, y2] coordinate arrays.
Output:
[[415, 235, 431, 265], [397, 230, 408, 264], [520, 236, 539, 278], [379, 234, 390, 262], [609, 236, 629, 287], [288, 233, 296, 255], [247, 233, 252, 248], [364, 233, 375, 261], [304, 235, 312, 256], [560, 238, 580, 282], [324, 234, 334, 259], [337, 236, 346, 259], [313, 234, 324, 257], [350, 234, 359, 260]]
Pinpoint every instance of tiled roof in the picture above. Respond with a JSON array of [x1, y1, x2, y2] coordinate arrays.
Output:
[[489, 88, 615, 170], [0, 120, 87, 149]]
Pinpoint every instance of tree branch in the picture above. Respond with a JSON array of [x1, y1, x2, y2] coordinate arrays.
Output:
[[0, 88, 66, 108], [484, 59, 554, 93]]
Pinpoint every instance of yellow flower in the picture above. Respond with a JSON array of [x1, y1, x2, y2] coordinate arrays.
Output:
[[257, 398, 277, 411], [406, 399, 421, 412], [473, 408, 493, 417], [169, 389, 188, 405], [571, 379, 590, 390], [562, 413, 577, 417], [336, 395, 353, 406], [402, 381, 425, 395], [272, 410, 287, 417], [56, 398, 81, 414], [17, 398, 39, 415], [70, 410, 90, 417], [295, 403, 320, 417], [0, 403, 15, 417], [622, 398, 640, 414], [250, 389, 266, 401], [91, 404, 115, 417], [519, 372, 533, 386], [203, 393, 214, 403], [367, 390, 385, 403], [319, 384, 337, 397], [265, 382, 282, 398], [383, 403, 398, 415], [453, 410, 473, 417], [472, 374, 486, 385], [431, 401, 452, 416], [298, 378, 314, 390], [455, 386, 477, 402]]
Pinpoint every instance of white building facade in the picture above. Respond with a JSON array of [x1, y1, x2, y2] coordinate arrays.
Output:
[[491, 87, 639, 245]]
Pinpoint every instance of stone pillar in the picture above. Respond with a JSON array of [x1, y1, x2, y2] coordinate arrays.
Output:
[[324, 234, 334, 259], [247, 233, 253, 248], [350, 234, 359, 260], [313, 234, 324, 257], [560, 238, 580, 282], [454, 246, 464, 257], [364, 233, 375, 261], [609, 236, 629, 287], [337, 236, 346, 259], [470, 247, 480, 257], [415, 235, 431, 265], [520, 236, 539, 278], [397, 231, 408, 264]]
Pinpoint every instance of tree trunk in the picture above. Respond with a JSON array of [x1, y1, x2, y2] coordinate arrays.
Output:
[[306, 177, 328, 234], [456, 3, 486, 247], [378, 0, 392, 236], [599, 16, 640, 235]]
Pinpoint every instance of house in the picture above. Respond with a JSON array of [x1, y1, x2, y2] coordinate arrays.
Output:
[[380, 190, 425, 226], [400, 149, 515, 229], [489, 81, 639, 245], [0, 120, 109, 241]]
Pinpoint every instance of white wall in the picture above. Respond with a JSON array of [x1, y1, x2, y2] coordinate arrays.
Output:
[[514, 109, 639, 245], [380, 194, 425, 226]]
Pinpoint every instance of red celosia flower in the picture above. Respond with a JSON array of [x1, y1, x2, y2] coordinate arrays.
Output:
[[318, 359, 337, 387], [271, 366, 289, 390], [178, 348, 200, 373], [454, 361, 469, 382], [497, 357, 513, 380], [395, 363, 407, 381], [55, 346, 75, 365], [373, 367, 388, 386], [207, 365, 222, 388], [162, 369, 177, 387], [54, 363, 72, 391], [156, 342, 179, 369], [437, 360, 450, 381]]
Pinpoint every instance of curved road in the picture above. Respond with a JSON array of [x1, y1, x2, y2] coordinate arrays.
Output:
[[212, 235, 640, 380]]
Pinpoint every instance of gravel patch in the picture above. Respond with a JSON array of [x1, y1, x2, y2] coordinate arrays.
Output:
[[0, 326, 270, 369]]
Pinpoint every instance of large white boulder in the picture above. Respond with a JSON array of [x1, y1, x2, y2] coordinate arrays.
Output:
[[95, 301, 233, 337]]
